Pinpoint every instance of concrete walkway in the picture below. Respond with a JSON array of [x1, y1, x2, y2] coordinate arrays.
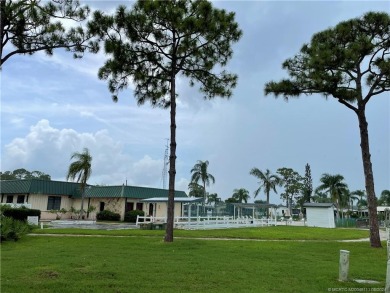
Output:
[[339, 229, 388, 242], [31, 229, 388, 243], [40, 220, 389, 242], [48, 220, 138, 230]]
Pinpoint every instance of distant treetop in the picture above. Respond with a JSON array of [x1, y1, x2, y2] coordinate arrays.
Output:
[[0, 168, 51, 180]]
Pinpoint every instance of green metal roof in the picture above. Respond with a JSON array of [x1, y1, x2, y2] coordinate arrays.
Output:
[[84, 185, 188, 199], [0, 179, 32, 194], [0, 179, 80, 196], [0, 179, 188, 199]]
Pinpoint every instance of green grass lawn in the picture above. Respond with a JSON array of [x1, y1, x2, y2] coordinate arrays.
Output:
[[1, 228, 386, 293], [31, 226, 371, 240]]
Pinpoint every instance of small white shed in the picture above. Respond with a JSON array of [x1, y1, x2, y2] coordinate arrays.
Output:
[[304, 203, 335, 228]]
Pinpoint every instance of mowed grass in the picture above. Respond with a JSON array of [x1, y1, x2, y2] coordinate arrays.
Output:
[[31, 226, 371, 240], [1, 233, 386, 293]]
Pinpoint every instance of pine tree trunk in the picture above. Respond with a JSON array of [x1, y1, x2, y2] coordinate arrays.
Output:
[[357, 109, 381, 248], [165, 88, 176, 242], [164, 62, 177, 243]]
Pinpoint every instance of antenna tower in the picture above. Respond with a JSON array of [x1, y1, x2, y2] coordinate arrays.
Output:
[[162, 139, 169, 189]]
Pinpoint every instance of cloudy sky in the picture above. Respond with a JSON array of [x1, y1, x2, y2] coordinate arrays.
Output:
[[1, 1, 389, 204]]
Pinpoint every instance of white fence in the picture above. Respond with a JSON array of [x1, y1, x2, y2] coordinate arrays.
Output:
[[136, 215, 277, 230]]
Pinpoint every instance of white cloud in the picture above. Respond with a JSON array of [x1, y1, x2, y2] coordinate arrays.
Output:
[[176, 177, 190, 194], [34, 51, 104, 79], [1, 119, 188, 191], [9, 117, 25, 128], [131, 155, 163, 186], [2, 119, 122, 178]]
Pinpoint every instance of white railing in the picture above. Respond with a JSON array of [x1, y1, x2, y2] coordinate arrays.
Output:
[[175, 216, 277, 230], [0, 203, 32, 209], [136, 216, 167, 226], [136, 215, 277, 229]]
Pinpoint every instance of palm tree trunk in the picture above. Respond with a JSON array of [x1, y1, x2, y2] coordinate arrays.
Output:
[[80, 183, 85, 219], [357, 109, 381, 247], [80, 195, 85, 219], [266, 191, 270, 218], [203, 181, 206, 213]]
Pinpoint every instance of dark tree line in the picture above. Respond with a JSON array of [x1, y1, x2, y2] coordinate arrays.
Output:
[[0, 168, 51, 180]]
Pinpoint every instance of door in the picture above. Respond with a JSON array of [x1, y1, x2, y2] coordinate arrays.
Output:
[[148, 203, 154, 216]]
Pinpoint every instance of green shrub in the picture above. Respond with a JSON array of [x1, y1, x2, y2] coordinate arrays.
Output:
[[124, 210, 145, 222], [0, 204, 10, 214], [0, 216, 32, 242], [2, 207, 41, 221], [49, 208, 68, 220], [96, 210, 121, 221], [292, 215, 300, 221]]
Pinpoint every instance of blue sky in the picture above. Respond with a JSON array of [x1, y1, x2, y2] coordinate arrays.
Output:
[[1, 1, 389, 204]]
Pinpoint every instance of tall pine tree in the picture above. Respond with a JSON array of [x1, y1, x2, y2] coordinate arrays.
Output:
[[265, 12, 389, 248], [89, 0, 242, 242]]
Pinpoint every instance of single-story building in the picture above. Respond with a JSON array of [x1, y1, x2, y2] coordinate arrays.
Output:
[[275, 205, 291, 218], [303, 203, 335, 228], [140, 197, 203, 218], [0, 179, 189, 221]]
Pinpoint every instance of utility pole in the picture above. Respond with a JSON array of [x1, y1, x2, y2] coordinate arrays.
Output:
[[162, 139, 169, 189]]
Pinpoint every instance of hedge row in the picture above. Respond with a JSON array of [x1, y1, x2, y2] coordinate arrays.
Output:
[[2, 207, 41, 221]]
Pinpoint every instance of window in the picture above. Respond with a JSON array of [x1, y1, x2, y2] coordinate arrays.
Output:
[[136, 202, 143, 211], [47, 196, 61, 210], [126, 202, 134, 212], [99, 202, 105, 212], [17, 195, 25, 204], [6, 195, 13, 203]]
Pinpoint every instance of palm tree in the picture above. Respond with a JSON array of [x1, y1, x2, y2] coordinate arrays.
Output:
[[351, 189, 367, 217], [249, 168, 280, 204], [250, 168, 280, 217], [339, 189, 356, 218], [232, 188, 250, 203], [190, 160, 215, 206], [312, 190, 332, 203], [316, 173, 348, 219], [66, 148, 92, 219], [207, 193, 219, 206], [379, 190, 390, 206], [343, 189, 359, 215], [187, 182, 204, 198]]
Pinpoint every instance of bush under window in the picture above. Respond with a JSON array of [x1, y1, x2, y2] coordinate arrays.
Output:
[[96, 210, 121, 221], [124, 210, 145, 222]]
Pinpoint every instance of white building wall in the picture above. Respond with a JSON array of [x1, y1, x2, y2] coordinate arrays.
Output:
[[152, 202, 183, 218], [306, 207, 335, 228], [27, 194, 73, 220]]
